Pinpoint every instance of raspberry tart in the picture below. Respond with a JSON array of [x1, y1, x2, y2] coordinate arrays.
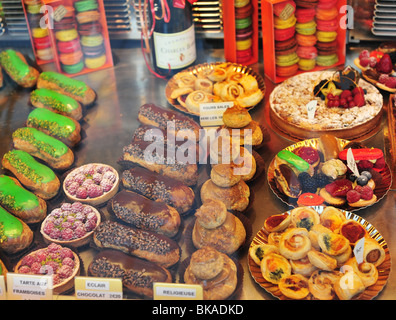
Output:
[[269, 68, 383, 140], [14, 243, 80, 295], [40, 202, 101, 248], [354, 49, 396, 93], [63, 163, 119, 206]]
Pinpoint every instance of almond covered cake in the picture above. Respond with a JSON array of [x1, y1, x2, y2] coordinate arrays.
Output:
[[269, 70, 383, 140]]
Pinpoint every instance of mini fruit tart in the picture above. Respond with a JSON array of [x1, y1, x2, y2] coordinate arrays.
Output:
[[63, 163, 119, 206], [14, 243, 80, 295], [40, 202, 101, 248]]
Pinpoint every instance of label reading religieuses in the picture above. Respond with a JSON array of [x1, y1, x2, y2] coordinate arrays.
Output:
[[74, 276, 123, 300], [6, 273, 53, 300], [200, 101, 234, 127], [154, 282, 203, 300]]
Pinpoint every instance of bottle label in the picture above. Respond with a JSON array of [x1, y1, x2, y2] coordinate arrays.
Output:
[[153, 24, 196, 70]]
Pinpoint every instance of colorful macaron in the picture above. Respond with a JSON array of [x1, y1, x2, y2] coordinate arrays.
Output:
[[316, 6, 338, 21], [276, 64, 299, 77], [275, 37, 298, 55], [296, 33, 317, 46], [57, 38, 81, 54], [296, 45, 317, 59], [295, 8, 316, 23], [274, 14, 297, 29], [55, 29, 79, 42], [235, 0, 254, 64], [273, 0, 296, 20], [316, 53, 338, 66], [295, 20, 317, 35], [316, 18, 338, 32], [298, 58, 316, 71], [295, 0, 318, 8], [274, 26, 296, 41], [316, 40, 337, 55], [276, 52, 299, 67], [316, 30, 337, 42], [85, 55, 106, 69]]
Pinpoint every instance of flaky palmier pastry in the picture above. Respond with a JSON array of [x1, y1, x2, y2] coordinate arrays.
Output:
[[184, 246, 237, 300], [308, 269, 342, 300], [219, 83, 244, 101], [236, 89, 264, 108], [239, 74, 259, 92], [193, 200, 246, 255], [207, 66, 227, 82], [344, 257, 378, 288], [170, 87, 193, 100], [279, 274, 310, 300], [268, 232, 283, 247], [307, 249, 337, 271], [260, 253, 292, 285], [279, 228, 312, 260], [290, 206, 320, 231], [264, 213, 291, 233], [319, 206, 346, 233], [333, 270, 365, 300], [289, 256, 317, 277], [174, 71, 196, 88], [194, 78, 213, 93], [249, 243, 279, 266], [185, 90, 212, 114], [318, 231, 350, 256], [362, 237, 386, 267], [339, 220, 368, 246]]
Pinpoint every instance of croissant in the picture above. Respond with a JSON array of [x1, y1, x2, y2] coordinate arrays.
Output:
[[278, 228, 312, 260]]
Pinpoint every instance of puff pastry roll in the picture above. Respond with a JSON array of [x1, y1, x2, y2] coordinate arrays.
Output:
[[308, 270, 342, 300], [207, 66, 227, 82], [307, 250, 337, 271], [174, 72, 196, 88], [194, 78, 213, 93], [219, 83, 244, 101], [279, 228, 311, 260], [279, 274, 310, 300], [362, 237, 386, 267], [339, 220, 368, 246], [289, 256, 317, 277], [260, 253, 292, 285], [333, 271, 365, 300], [344, 257, 378, 288]]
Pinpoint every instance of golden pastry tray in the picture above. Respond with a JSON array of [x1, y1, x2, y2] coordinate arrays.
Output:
[[165, 62, 266, 116], [248, 206, 391, 300]]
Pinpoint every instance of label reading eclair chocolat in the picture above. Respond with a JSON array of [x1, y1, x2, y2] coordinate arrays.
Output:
[[75, 276, 123, 300]]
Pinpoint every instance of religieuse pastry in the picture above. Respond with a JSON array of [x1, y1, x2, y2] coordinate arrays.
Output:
[[184, 246, 238, 300], [192, 199, 246, 255]]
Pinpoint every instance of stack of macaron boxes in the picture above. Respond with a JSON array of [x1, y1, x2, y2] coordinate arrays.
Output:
[[223, 0, 259, 65], [262, 0, 346, 83], [23, 0, 54, 64], [22, 0, 113, 75]]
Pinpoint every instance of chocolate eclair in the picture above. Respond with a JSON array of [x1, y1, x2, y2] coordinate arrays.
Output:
[[109, 189, 181, 237], [88, 250, 172, 298], [122, 166, 195, 215], [274, 164, 302, 199], [93, 221, 181, 268]]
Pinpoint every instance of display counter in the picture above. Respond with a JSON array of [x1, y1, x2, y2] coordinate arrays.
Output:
[[0, 40, 394, 300]]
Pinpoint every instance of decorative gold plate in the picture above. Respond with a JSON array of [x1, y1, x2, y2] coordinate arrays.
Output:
[[248, 206, 391, 300], [165, 62, 266, 116]]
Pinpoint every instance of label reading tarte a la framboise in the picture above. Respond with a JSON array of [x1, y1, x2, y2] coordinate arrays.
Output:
[[200, 101, 234, 127], [74, 276, 123, 300], [153, 282, 203, 300], [0, 276, 5, 300], [6, 273, 53, 300]]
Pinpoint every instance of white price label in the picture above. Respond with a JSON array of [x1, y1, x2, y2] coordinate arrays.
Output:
[[346, 148, 360, 177], [306, 100, 317, 120], [199, 101, 233, 127], [354, 237, 365, 264]]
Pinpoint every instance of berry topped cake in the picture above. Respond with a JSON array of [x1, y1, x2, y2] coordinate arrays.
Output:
[[269, 67, 383, 140]]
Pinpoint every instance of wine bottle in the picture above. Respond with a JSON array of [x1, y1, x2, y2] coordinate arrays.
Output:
[[149, 0, 197, 77]]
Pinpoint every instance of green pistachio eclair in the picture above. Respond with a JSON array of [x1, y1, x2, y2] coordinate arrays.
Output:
[[0, 205, 33, 254], [0, 49, 39, 88], [30, 88, 83, 120], [12, 127, 74, 170], [26, 108, 81, 147], [0, 175, 47, 224], [37, 71, 96, 105], [1, 150, 60, 200]]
